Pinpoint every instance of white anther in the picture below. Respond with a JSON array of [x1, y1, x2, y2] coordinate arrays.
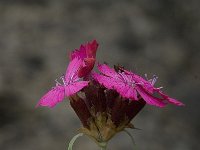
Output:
[[151, 75, 158, 85], [60, 76, 66, 86], [144, 74, 148, 80], [55, 79, 62, 86], [157, 87, 163, 89]]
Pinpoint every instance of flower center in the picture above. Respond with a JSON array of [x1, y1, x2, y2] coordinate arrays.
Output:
[[118, 72, 136, 87]]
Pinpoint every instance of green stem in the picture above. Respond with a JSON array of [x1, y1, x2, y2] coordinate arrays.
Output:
[[99, 142, 107, 150], [100, 147, 106, 150]]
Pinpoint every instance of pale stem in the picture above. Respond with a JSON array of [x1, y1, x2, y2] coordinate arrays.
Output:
[[68, 133, 107, 150], [67, 133, 83, 150], [123, 130, 138, 150]]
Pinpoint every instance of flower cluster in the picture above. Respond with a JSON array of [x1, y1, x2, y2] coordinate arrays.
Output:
[[37, 40, 184, 145]]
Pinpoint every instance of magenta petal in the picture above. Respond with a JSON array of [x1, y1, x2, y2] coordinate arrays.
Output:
[[70, 40, 98, 77], [124, 87, 136, 100], [135, 85, 166, 107], [65, 58, 82, 82], [114, 84, 138, 100], [114, 82, 128, 96], [97, 64, 118, 77], [70, 46, 86, 60], [167, 98, 185, 106], [96, 65, 140, 100], [78, 58, 95, 78], [122, 87, 138, 100], [86, 40, 99, 58], [37, 86, 65, 108], [70, 49, 86, 60], [156, 89, 185, 106], [123, 69, 148, 84], [131, 88, 138, 100], [92, 73, 115, 89], [65, 81, 89, 96], [122, 69, 154, 92], [70, 40, 98, 60]]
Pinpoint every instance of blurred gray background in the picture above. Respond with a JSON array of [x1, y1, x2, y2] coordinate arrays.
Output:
[[0, 0, 199, 150]]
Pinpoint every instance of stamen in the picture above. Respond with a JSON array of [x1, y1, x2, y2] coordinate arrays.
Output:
[[156, 87, 163, 89], [153, 75, 158, 79], [151, 75, 158, 85], [60, 76, 67, 86], [55, 79, 62, 86], [60, 75, 65, 79], [131, 83, 136, 87], [70, 72, 75, 80], [144, 73, 148, 80]]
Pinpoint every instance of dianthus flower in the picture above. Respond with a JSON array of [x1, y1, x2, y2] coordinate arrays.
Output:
[[36, 58, 89, 108], [92, 64, 184, 107], [37, 40, 184, 150]]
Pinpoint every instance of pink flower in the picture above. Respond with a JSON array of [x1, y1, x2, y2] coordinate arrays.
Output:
[[93, 64, 184, 107], [70, 40, 99, 77], [37, 58, 89, 108], [37, 40, 185, 145]]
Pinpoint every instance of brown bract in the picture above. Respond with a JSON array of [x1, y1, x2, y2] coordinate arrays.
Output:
[[69, 81, 146, 144]]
